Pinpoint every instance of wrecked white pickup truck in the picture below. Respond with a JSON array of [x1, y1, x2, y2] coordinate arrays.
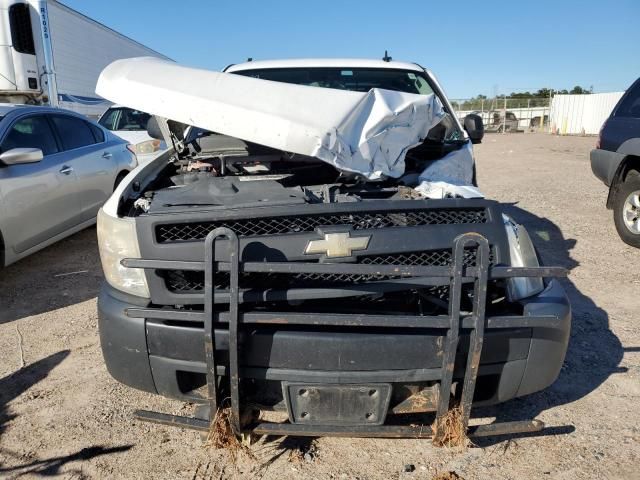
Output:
[[95, 57, 570, 441]]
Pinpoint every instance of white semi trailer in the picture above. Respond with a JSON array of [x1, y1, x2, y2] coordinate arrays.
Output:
[[0, 0, 170, 117]]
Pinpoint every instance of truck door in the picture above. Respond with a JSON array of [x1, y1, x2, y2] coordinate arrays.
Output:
[[0, 113, 81, 253]]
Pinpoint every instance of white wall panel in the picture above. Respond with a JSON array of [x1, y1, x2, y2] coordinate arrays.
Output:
[[550, 92, 624, 135]]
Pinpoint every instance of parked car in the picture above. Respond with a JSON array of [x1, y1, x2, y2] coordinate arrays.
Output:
[[94, 57, 569, 440], [529, 114, 549, 130], [0, 104, 137, 267], [98, 106, 166, 164], [485, 110, 519, 133], [591, 77, 640, 247]]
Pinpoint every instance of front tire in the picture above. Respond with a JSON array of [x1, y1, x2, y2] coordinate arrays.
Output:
[[612, 171, 640, 248], [114, 171, 128, 191]]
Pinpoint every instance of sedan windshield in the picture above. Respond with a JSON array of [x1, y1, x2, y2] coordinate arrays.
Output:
[[99, 107, 150, 131], [232, 67, 434, 95]]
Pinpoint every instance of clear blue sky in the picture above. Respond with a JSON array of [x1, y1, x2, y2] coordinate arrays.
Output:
[[62, 0, 639, 99]]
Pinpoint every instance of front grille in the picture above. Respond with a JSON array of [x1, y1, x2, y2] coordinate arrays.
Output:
[[161, 248, 494, 293], [163, 269, 212, 293], [155, 208, 488, 243]]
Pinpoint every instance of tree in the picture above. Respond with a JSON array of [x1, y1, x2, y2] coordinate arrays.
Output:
[[569, 86, 590, 94], [456, 84, 593, 111], [534, 88, 552, 98]]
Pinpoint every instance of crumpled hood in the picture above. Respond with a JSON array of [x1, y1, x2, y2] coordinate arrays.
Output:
[[96, 57, 445, 180]]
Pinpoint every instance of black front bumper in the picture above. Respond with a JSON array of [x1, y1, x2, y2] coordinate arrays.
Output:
[[99, 201, 570, 437], [98, 278, 570, 408]]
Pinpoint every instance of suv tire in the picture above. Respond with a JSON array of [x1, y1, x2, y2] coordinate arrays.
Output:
[[613, 170, 640, 247]]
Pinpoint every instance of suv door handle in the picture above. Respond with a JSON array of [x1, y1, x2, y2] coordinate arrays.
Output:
[[102, 152, 113, 159], [59, 165, 73, 175]]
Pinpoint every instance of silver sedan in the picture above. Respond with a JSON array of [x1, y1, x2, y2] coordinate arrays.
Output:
[[0, 104, 137, 267]]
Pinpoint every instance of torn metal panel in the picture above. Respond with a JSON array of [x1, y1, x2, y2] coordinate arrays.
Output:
[[96, 57, 445, 180], [415, 181, 484, 199], [311, 88, 445, 179], [414, 141, 483, 198], [418, 141, 476, 186]]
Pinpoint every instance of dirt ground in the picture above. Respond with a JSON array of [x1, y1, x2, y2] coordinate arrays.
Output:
[[1, 133, 639, 479]]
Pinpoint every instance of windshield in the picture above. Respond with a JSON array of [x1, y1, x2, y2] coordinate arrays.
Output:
[[98, 107, 151, 131], [232, 67, 435, 95], [232, 67, 462, 143]]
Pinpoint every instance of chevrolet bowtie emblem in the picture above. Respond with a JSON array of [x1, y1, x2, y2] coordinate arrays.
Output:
[[304, 232, 371, 258]]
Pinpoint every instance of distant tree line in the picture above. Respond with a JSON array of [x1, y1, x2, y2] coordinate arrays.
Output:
[[456, 86, 593, 110]]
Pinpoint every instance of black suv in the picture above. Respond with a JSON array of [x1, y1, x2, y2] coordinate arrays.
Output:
[[591, 78, 640, 247]]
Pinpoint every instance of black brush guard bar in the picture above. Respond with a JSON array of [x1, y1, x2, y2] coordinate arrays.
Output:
[[125, 228, 567, 440]]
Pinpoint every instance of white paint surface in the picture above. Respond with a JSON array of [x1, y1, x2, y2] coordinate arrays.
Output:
[[550, 92, 625, 135], [96, 57, 445, 180]]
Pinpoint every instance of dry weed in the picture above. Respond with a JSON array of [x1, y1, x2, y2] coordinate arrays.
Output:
[[204, 407, 255, 462], [432, 472, 464, 480], [431, 406, 470, 449]]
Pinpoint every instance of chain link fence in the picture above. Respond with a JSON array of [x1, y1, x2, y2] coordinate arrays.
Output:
[[450, 97, 552, 133]]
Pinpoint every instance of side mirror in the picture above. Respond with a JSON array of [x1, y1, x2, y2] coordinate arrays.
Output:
[[146, 116, 187, 143], [0, 147, 44, 165], [463, 113, 484, 144], [146, 116, 164, 140]]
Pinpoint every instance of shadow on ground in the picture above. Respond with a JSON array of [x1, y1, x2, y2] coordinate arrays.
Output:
[[0, 350, 132, 478], [0, 351, 70, 439], [0, 228, 102, 325], [472, 203, 625, 445], [0, 445, 132, 478], [251, 436, 318, 477]]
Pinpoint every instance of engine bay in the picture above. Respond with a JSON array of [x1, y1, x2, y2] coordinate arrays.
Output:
[[132, 127, 471, 216]]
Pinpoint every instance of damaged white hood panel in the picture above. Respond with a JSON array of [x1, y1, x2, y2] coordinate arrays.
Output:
[[96, 57, 445, 179], [415, 142, 484, 199]]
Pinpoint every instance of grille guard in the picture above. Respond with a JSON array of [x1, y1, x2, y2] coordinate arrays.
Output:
[[122, 228, 567, 441], [161, 248, 493, 294]]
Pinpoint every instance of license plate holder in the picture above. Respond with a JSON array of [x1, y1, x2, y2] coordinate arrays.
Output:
[[283, 382, 392, 426]]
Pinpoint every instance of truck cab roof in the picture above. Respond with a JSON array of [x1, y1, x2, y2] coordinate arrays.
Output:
[[225, 58, 426, 73]]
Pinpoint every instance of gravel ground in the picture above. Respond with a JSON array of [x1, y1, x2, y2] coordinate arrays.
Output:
[[0, 133, 638, 479]]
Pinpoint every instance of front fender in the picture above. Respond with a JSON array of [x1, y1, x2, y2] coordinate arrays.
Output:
[[103, 148, 174, 217], [590, 148, 625, 187]]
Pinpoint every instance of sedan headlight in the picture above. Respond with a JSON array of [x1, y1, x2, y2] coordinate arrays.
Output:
[[503, 214, 544, 301], [97, 209, 150, 298], [135, 139, 161, 155]]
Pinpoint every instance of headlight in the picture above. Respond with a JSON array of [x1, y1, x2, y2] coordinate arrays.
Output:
[[97, 209, 150, 298], [503, 214, 544, 301], [135, 139, 161, 155]]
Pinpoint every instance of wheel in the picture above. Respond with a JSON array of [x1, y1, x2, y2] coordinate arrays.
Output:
[[612, 171, 640, 248], [0, 229, 4, 268], [113, 171, 128, 191]]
